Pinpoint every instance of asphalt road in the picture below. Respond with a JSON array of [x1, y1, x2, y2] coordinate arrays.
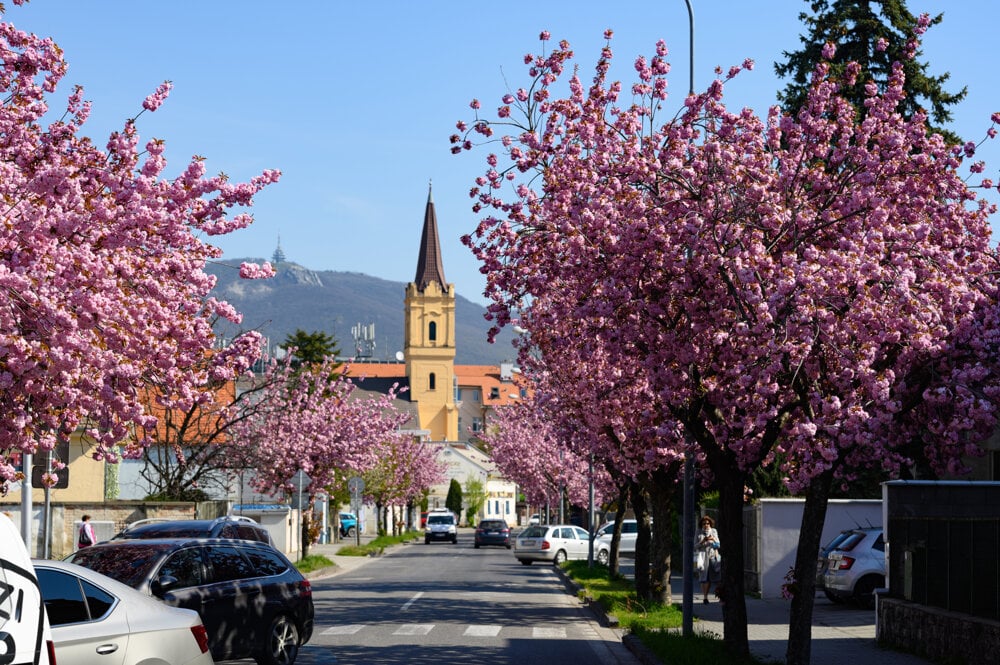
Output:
[[295, 534, 639, 665]]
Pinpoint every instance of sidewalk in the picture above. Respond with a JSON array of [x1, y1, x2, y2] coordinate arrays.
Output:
[[673, 577, 930, 665]]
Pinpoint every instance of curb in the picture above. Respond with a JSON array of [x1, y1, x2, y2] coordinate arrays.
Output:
[[553, 566, 664, 665]]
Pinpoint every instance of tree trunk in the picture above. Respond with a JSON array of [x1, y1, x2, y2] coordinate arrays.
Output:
[[631, 481, 652, 601], [608, 483, 629, 574], [645, 466, 677, 605], [300, 513, 311, 559], [785, 469, 834, 665], [717, 467, 750, 658]]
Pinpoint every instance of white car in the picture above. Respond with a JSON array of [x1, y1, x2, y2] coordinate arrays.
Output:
[[514, 524, 591, 565], [424, 510, 458, 544], [594, 519, 639, 566], [33, 559, 215, 665], [0, 513, 55, 665]]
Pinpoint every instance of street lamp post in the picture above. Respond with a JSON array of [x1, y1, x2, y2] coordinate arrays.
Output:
[[681, 0, 696, 639]]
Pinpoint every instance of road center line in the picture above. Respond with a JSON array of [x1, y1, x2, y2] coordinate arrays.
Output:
[[401, 591, 424, 611]]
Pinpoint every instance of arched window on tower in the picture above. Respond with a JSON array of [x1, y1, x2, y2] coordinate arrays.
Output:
[[428, 321, 437, 342], [429, 372, 437, 390]]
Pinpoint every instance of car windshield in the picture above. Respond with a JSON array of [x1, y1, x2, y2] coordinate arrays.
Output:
[[518, 526, 547, 538], [427, 515, 453, 525], [68, 543, 170, 587], [479, 521, 505, 529]]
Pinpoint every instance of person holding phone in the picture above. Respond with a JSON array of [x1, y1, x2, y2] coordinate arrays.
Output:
[[696, 515, 721, 603]]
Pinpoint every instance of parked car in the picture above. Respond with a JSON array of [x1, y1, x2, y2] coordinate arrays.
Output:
[[113, 516, 272, 545], [819, 527, 885, 609], [528, 513, 541, 525], [593, 519, 639, 566], [34, 559, 214, 665], [67, 538, 313, 665], [338, 512, 358, 538], [815, 528, 856, 590], [514, 524, 591, 565], [0, 513, 56, 665], [424, 511, 457, 544], [474, 519, 511, 549]]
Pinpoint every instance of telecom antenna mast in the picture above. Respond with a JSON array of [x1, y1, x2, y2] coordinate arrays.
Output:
[[351, 322, 376, 358]]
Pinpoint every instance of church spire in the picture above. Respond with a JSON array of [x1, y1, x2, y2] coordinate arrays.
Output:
[[414, 181, 447, 292]]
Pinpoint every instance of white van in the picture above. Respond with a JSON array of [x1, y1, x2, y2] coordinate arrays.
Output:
[[0, 513, 56, 665]]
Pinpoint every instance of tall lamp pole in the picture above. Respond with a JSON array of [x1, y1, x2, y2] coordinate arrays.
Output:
[[681, 0, 696, 639]]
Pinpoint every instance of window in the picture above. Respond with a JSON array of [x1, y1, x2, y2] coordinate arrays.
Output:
[[159, 548, 206, 589], [205, 545, 256, 582], [472, 417, 483, 432], [490, 387, 500, 399], [472, 390, 480, 402], [243, 548, 288, 577], [429, 372, 436, 390], [428, 321, 437, 342], [36, 569, 116, 626]]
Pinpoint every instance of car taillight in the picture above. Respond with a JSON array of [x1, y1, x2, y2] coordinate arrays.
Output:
[[501, 529, 509, 534], [46, 639, 57, 665], [190, 625, 210, 654], [836, 556, 856, 570], [541, 540, 551, 550], [298, 579, 313, 597]]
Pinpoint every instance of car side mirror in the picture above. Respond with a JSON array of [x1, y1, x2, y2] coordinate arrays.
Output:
[[151, 574, 179, 597]]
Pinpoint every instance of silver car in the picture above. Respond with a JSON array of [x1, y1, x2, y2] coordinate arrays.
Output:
[[514, 524, 591, 565], [594, 519, 639, 565], [34, 559, 214, 665], [819, 527, 885, 608]]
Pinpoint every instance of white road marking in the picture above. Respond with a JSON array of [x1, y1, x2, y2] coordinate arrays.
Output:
[[401, 591, 424, 610], [464, 625, 503, 637], [393, 624, 434, 636], [533, 626, 567, 639], [320, 625, 365, 635]]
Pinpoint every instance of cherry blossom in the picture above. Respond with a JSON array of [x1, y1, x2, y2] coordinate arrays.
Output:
[[0, 5, 278, 489]]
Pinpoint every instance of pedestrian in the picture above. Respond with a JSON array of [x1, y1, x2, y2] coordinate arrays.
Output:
[[77, 514, 95, 549], [696, 515, 721, 603]]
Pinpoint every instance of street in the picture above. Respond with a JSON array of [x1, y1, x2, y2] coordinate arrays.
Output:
[[295, 533, 638, 665]]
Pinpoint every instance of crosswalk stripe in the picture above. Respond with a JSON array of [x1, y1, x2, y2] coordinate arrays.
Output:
[[319, 624, 572, 639], [533, 626, 567, 639], [320, 625, 364, 635], [464, 625, 503, 637]]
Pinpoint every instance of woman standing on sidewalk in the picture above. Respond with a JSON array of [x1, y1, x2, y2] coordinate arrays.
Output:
[[696, 515, 721, 603]]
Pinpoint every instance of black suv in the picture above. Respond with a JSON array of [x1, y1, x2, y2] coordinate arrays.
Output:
[[114, 516, 272, 544], [67, 538, 313, 665]]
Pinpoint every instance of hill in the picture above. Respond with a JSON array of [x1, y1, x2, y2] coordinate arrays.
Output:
[[207, 259, 518, 366]]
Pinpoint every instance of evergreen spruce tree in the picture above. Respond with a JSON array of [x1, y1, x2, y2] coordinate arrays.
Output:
[[775, 0, 966, 143], [445, 478, 463, 519]]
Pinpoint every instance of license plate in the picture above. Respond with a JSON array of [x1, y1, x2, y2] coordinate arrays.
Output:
[[520, 539, 535, 547]]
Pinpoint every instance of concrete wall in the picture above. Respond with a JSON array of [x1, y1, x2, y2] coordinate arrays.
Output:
[[753, 498, 882, 599]]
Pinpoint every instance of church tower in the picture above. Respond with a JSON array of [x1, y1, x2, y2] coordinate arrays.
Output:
[[405, 185, 458, 441]]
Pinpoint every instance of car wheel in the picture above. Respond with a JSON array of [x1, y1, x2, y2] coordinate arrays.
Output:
[[255, 614, 299, 665], [519, 559, 532, 566], [853, 575, 883, 610], [425, 537, 430, 544], [597, 548, 609, 566], [474, 542, 480, 549], [505, 543, 512, 550], [452, 535, 458, 544], [346, 527, 356, 538], [553, 549, 567, 564]]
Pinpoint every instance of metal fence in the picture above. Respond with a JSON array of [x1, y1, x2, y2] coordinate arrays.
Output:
[[885, 481, 1000, 622]]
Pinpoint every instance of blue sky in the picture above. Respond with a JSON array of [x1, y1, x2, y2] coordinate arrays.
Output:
[[8, 1, 997, 305]]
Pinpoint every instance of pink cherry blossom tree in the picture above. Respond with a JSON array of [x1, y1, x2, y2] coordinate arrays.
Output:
[[456, 23, 1000, 660], [363, 434, 446, 536], [0, 3, 277, 492], [229, 358, 420, 550]]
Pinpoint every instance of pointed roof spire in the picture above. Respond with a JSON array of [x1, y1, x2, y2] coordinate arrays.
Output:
[[414, 181, 447, 292]]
